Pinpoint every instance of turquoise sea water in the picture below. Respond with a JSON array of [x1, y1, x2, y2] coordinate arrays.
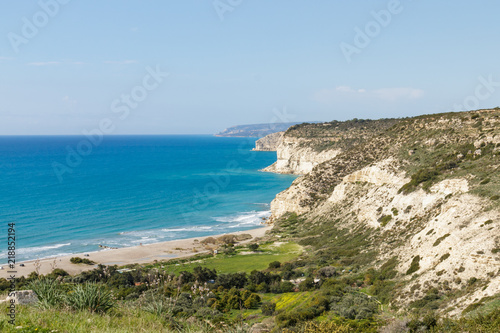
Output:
[[0, 135, 296, 262]]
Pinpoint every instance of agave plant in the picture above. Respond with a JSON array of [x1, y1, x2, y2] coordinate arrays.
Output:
[[65, 282, 115, 313], [28, 277, 63, 309]]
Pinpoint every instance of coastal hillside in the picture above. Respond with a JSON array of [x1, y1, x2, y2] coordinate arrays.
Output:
[[215, 122, 302, 137], [266, 109, 500, 315], [260, 119, 399, 174]]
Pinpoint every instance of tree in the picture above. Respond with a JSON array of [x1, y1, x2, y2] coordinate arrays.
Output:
[[248, 243, 259, 251], [261, 302, 276, 316], [268, 261, 281, 269]]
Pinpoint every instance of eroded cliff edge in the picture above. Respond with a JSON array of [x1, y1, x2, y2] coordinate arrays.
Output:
[[263, 109, 500, 315]]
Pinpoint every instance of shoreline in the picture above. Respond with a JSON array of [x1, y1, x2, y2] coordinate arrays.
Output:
[[0, 225, 273, 279]]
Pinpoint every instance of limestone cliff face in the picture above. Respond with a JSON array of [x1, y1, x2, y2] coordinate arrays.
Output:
[[262, 136, 340, 174], [312, 161, 499, 315], [266, 109, 500, 314], [252, 132, 284, 151]]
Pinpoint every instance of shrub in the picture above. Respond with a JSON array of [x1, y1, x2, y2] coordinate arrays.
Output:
[[317, 266, 337, 278], [243, 293, 261, 309], [280, 281, 295, 293], [200, 237, 216, 244], [299, 277, 315, 291], [70, 257, 95, 265], [433, 233, 450, 247], [491, 195, 500, 201], [139, 292, 175, 317], [215, 272, 247, 289], [65, 283, 115, 313], [48, 268, 69, 278], [468, 277, 478, 286], [261, 302, 276, 316], [193, 266, 217, 283], [439, 253, 450, 262], [223, 245, 236, 255], [248, 243, 259, 251], [217, 234, 236, 245], [330, 292, 378, 320], [399, 168, 439, 194], [29, 278, 64, 309], [406, 255, 421, 275], [268, 261, 281, 269], [378, 215, 392, 227]]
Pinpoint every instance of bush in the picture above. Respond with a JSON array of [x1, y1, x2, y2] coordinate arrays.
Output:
[[243, 293, 261, 309], [248, 243, 259, 251], [70, 257, 95, 265], [399, 168, 439, 194], [193, 266, 217, 283], [261, 302, 276, 316], [406, 255, 421, 275], [433, 233, 450, 247], [200, 237, 216, 244], [65, 283, 115, 313], [439, 253, 450, 262], [217, 234, 236, 245], [317, 266, 337, 278], [139, 292, 175, 317], [29, 278, 64, 309], [378, 215, 392, 227], [268, 261, 281, 269], [51, 268, 69, 277], [299, 277, 315, 291], [330, 292, 378, 320]]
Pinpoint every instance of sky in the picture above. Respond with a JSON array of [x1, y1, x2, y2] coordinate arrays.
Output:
[[1, 0, 500, 135]]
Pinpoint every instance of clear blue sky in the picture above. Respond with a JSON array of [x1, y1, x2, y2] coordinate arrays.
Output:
[[1, 0, 499, 135]]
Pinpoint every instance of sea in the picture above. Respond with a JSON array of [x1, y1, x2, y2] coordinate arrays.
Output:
[[0, 135, 296, 263]]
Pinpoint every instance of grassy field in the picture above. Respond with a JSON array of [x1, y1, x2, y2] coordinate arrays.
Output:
[[162, 242, 303, 275], [1, 304, 178, 333]]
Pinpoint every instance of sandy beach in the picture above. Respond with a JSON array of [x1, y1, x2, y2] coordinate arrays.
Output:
[[0, 225, 272, 279]]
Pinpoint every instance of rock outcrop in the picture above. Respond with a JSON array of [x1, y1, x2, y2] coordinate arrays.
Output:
[[262, 136, 340, 174], [0, 290, 38, 305], [253, 132, 284, 151]]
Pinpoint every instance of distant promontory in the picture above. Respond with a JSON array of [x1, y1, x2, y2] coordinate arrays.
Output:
[[215, 122, 303, 138]]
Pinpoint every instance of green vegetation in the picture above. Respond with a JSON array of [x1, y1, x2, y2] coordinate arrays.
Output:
[[406, 255, 421, 275], [162, 242, 302, 275], [378, 215, 392, 227], [66, 283, 115, 313], [70, 257, 95, 265], [439, 253, 450, 262], [433, 233, 451, 247]]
